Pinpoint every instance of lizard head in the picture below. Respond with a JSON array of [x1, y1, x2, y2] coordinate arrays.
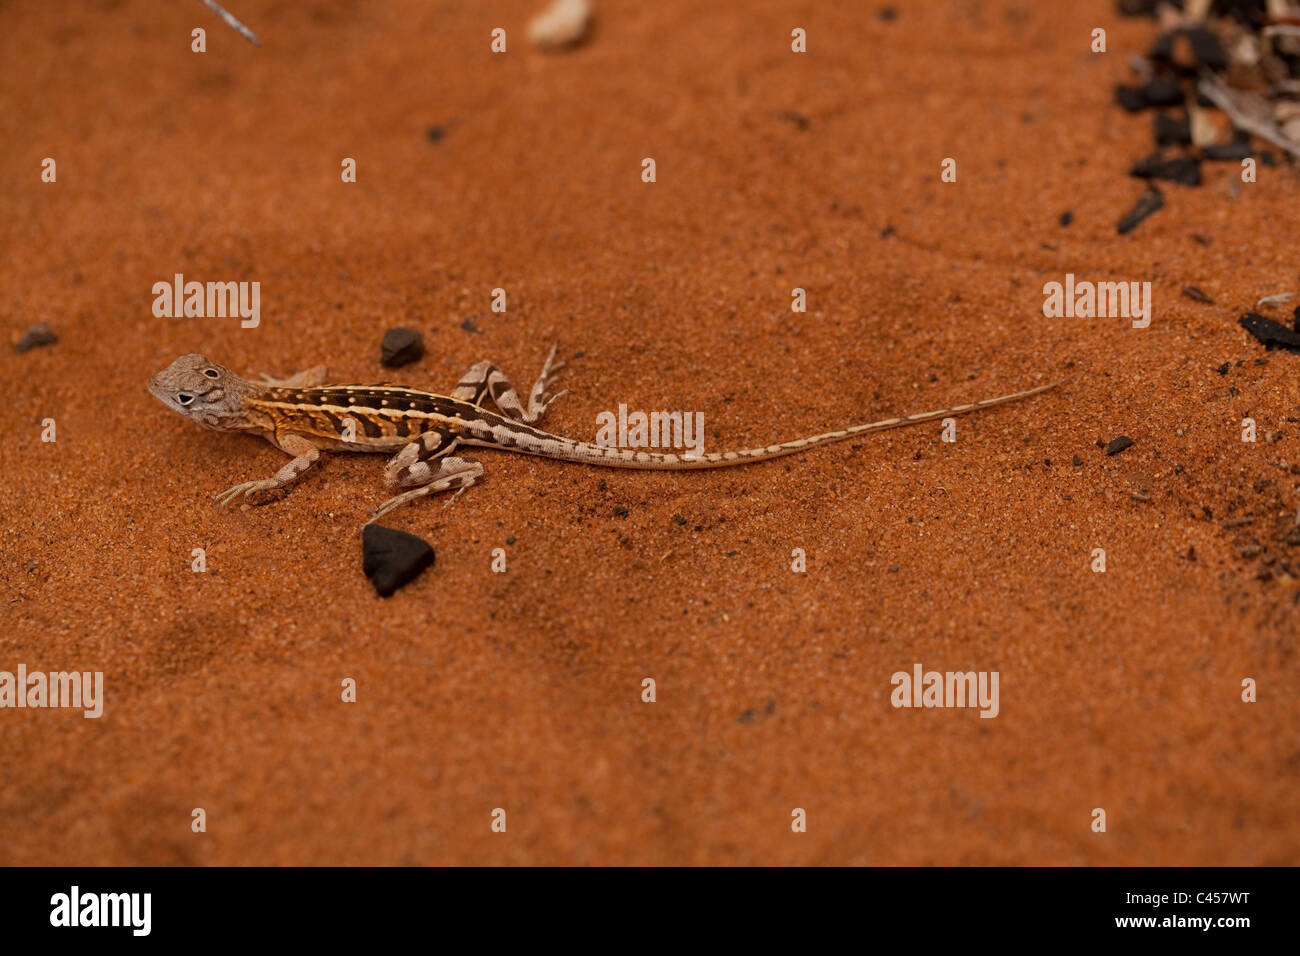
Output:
[[149, 353, 256, 429]]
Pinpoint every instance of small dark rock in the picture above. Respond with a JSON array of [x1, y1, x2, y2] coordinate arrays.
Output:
[[1072, 454, 1082, 466], [380, 327, 424, 367], [1154, 112, 1192, 146], [672, 514, 686, 526], [1141, 79, 1185, 108], [1117, 187, 1164, 234], [1106, 436, 1134, 456], [1130, 152, 1200, 186], [1215, 361, 1230, 375], [1117, 0, 1160, 16], [614, 506, 629, 518], [1115, 85, 1148, 112], [16, 322, 57, 353], [1239, 312, 1300, 353], [460, 317, 482, 335], [1202, 141, 1252, 161], [1059, 210, 1073, 226], [1184, 27, 1228, 70], [426, 125, 448, 143], [775, 110, 809, 130], [362, 524, 435, 597]]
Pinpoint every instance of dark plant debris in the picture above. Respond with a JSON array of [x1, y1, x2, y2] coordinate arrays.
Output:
[[1181, 285, 1214, 304], [1130, 152, 1201, 186], [1239, 312, 1300, 354], [1106, 436, 1134, 456], [1114, 8, 1300, 221], [1117, 187, 1164, 234]]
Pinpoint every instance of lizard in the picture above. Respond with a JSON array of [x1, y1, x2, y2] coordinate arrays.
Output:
[[148, 348, 1059, 523]]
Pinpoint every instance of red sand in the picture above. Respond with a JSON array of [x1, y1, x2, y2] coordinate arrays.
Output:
[[1, 0, 1297, 864]]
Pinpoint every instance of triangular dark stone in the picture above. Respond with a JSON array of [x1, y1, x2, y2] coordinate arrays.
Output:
[[363, 524, 435, 596]]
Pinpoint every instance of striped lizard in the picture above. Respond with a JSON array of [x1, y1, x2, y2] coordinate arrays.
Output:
[[148, 348, 1058, 523]]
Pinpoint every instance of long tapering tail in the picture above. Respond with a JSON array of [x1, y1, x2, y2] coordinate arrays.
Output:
[[472, 380, 1063, 470]]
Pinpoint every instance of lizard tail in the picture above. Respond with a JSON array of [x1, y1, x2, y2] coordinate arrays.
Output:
[[506, 379, 1063, 470]]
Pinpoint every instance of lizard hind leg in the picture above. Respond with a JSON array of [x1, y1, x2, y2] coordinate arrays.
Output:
[[371, 429, 483, 523], [449, 344, 567, 423], [370, 456, 484, 524]]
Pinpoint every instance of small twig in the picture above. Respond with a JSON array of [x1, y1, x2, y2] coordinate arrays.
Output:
[[1221, 516, 1255, 528], [200, 0, 261, 47], [1130, 490, 1151, 502], [1197, 74, 1300, 160], [1257, 292, 1297, 309]]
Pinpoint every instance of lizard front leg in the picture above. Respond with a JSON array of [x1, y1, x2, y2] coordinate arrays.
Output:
[[449, 345, 567, 423], [214, 433, 322, 508]]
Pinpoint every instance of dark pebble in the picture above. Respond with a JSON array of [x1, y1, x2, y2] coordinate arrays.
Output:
[[1130, 152, 1201, 186], [1141, 79, 1185, 108], [1185, 27, 1228, 70], [1118, 0, 1159, 16], [1117, 187, 1164, 234], [1154, 112, 1192, 146], [1202, 142, 1252, 161], [1216, 361, 1230, 375], [1073, 454, 1082, 466], [16, 322, 57, 353], [380, 327, 424, 367], [1239, 312, 1300, 353], [1115, 85, 1148, 112], [362, 524, 436, 597], [1059, 210, 1073, 226], [775, 110, 809, 130], [460, 317, 481, 335], [614, 506, 628, 517], [672, 514, 686, 526], [1106, 436, 1134, 456], [426, 125, 448, 143]]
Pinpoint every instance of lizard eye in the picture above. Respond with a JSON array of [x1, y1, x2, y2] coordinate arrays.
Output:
[[203, 368, 220, 379], [177, 392, 195, 405]]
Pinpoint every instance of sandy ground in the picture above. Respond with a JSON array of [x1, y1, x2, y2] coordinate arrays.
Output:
[[1, 0, 1297, 865]]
